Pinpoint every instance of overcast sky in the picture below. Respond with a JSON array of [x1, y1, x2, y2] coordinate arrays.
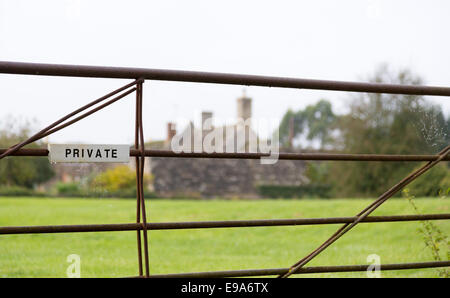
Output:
[[0, 0, 449, 144]]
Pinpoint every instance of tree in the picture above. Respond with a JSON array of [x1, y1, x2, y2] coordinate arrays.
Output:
[[332, 65, 449, 197], [407, 164, 450, 197], [278, 99, 337, 149], [302, 100, 336, 147], [0, 117, 54, 188], [278, 109, 299, 148]]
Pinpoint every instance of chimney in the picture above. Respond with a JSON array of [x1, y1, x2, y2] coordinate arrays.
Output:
[[166, 122, 176, 142], [237, 93, 252, 122], [237, 91, 252, 152]]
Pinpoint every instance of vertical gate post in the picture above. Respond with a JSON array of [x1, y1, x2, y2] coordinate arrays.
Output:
[[135, 80, 150, 277], [135, 82, 143, 277]]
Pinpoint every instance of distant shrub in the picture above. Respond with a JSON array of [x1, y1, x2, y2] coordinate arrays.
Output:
[[91, 166, 151, 192], [88, 186, 156, 199], [88, 166, 154, 198], [0, 185, 41, 196], [257, 184, 331, 199], [55, 182, 84, 197], [407, 164, 450, 197]]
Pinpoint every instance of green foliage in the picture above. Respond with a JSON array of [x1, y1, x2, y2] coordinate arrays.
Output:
[[0, 116, 54, 188], [90, 165, 152, 196], [303, 162, 334, 198], [278, 99, 336, 149], [0, 185, 44, 196], [407, 164, 450, 197], [92, 165, 138, 192], [279, 65, 450, 198], [330, 65, 449, 197], [54, 180, 156, 199], [438, 176, 450, 197], [55, 182, 83, 197], [305, 162, 332, 184], [89, 187, 156, 199], [257, 184, 331, 198], [402, 189, 449, 277], [302, 100, 336, 146], [278, 109, 296, 148]]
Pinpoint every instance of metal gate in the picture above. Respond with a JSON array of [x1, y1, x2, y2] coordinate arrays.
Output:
[[0, 61, 449, 278]]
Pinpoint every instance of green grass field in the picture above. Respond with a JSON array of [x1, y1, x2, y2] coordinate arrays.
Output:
[[0, 197, 448, 278]]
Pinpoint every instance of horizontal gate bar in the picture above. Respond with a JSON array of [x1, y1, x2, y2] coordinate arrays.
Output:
[[2, 148, 450, 161], [1, 214, 448, 234], [1, 61, 450, 96], [144, 261, 450, 278]]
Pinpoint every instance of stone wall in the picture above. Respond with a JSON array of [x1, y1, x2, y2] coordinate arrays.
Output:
[[148, 157, 307, 198]]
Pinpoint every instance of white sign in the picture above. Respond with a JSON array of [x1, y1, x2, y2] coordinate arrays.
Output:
[[48, 144, 130, 163]]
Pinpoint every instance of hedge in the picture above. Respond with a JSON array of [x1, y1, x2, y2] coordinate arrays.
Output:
[[257, 184, 332, 198]]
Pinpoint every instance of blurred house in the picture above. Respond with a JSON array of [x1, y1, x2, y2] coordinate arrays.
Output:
[[38, 162, 119, 192], [135, 94, 308, 198], [45, 94, 308, 198]]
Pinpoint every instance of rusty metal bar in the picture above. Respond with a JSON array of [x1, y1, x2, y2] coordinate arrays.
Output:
[[135, 82, 143, 277], [0, 81, 140, 161], [1, 61, 450, 96], [1, 214, 448, 235], [144, 261, 450, 278], [136, 81, 150, 277], [2, 148, 450, 162], [0, 78, 141, 275], [280, 145, 450, 278], [39, 88, 137, 140], [1, 62, 449, 279]]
